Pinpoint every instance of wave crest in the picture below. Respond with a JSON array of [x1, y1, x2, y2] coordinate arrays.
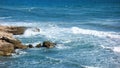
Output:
[[71, 27, 120, 39]]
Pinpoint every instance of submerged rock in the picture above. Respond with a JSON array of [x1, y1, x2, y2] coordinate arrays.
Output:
[[42, 41, 56, 48], [36, 43, 41, 48]]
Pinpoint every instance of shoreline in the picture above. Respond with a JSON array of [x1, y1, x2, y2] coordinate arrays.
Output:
[[0, 25, 56, 56], [0, 25, 27, 56]]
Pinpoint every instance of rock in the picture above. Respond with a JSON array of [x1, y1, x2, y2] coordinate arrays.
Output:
[[0, 25, 26, 35], [7, 26, 26, 35], [0, 36, 27, 49], [35, 43, 41, 48], [0, 41, 14, 56], [42, 41, 56, 48], [27, 44, 34, 48], [0, 25, 27, 56]]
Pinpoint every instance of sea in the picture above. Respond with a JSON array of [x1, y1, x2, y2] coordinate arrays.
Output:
[[0, 0, 120, 68]]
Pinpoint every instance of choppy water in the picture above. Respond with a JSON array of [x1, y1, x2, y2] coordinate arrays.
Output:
[[0, 0, 120, 68]]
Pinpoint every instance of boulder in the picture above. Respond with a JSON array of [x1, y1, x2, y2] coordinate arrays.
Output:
[[27, 44, 34, 48], [0, 41, 14, 56], [7, 26, 26, 35], [0, 25, 27, 56], [0, 36, 27, 49], [42, 41, 56, 48], [35, 43, 41, 48], [0, 25, 26, 35]]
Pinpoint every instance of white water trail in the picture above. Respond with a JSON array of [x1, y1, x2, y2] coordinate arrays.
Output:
[[56, 44, 70, 50], [11, 49, 27, 58], [101, 45, 120, 53], [82, 65, 100, 68], [71, 27, 120, 39]]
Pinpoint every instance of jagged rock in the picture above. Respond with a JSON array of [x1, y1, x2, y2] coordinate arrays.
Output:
[[0, 25, 27, 56], [36, 43, 41, 48], [0, 40, 14, 56], [0, 25, 26, 35], [0, 36, 27, 49], [27, 44, 34, 48], [42, 41, 56, 48], [7, 26, 26, 35]]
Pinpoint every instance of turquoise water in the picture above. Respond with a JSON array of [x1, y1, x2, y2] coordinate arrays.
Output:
[[0, 0, 120, 68]]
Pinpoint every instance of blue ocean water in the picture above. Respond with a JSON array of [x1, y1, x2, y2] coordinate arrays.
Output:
[[0, 0, 120, 68]]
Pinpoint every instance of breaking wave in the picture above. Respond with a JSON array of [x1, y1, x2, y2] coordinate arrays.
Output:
[[22, 25, 120, 39], [71, 27, 120, 39], [101, 45, 120, 53]]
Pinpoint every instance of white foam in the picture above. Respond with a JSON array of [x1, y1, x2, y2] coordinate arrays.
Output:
[[31, 42, 41, 47], [15, 49, 27, 55], [71, 27, 120, 39], [82, 65, 99, 68], [101, 45, 120, 53], [56, 44, 70, 49], [112, 47, 120, 53], [21, 25, 120, 41], [62, 40, 72, 43], [39, 25, 70, 39], [1, 21, 119, 40], [11, 49, 27, 58], [23, 28, 40, 37]]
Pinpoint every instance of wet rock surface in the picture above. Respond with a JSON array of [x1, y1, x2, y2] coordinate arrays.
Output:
[[0, 25, 56, 56], [27, 44, 34, 48], [42, 41, 56, 48], [0, 25, 26, 35], [0, 25, 27, 56]]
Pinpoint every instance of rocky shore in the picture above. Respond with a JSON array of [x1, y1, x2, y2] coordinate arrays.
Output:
[[0, 25, 27, 56], [0, 25, 56, 56]]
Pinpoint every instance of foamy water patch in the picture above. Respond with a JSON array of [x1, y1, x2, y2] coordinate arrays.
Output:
[[112, 47, 120, 53], [39, 25, 71, 39], [11, 49, 27, 58], [23, 28, 40, 37], [82, 66, 100, 68], [56, 44, 70, 50], [71, 27, 120, 39], [101, 45, 120, 53], [62, 39, 72, 43]]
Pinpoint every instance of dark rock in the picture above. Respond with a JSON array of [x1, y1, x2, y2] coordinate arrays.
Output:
[[36, 43, 41, 48], [27, 44, 33, 48], [42, 41, 56, 48]]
